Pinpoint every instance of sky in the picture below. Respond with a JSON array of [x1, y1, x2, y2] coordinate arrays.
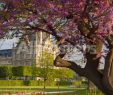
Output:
[[0, 38, 18, 50]]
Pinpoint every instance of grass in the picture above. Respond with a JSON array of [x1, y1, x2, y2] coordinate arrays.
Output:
[[75, 89, 105, 95], [0, 86, 105, 95], [0, 86, 76, 94]]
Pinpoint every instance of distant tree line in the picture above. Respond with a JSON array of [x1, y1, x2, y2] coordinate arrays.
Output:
[[0, 66, 77, 86], [0, 66, 75, 80]]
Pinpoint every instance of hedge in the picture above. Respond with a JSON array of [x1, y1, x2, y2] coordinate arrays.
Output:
[[0, 80, 74, 86], [0, 80, 55, 86], [0, 80, 24, 86], [56, 80, 72, 86], [12, 66, 32, 77], [29, 80, 56, 86], [0, 66, 12, 78], [29, 80, 44, 86], [72, 81, 82, 87]]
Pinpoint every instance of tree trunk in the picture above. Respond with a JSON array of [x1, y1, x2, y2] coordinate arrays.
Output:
[[102, 48, 113, 93], [54, 52, 113, 95]]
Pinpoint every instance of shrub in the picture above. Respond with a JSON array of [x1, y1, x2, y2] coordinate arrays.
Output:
[[46, 79, 56, 86], [0, 66, 12, 78], [12, 66, 32, 77], [29, 80, 44, 86], [56, 80, 72, 86], [0, 80, 23, 86], [23, 80, 29, 86], [72, 81, 82, 87]]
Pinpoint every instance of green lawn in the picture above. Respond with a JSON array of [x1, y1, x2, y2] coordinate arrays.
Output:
[[0, 86, 105, 95], [75, 89, 105, 95], [0, 86, 76, 94]]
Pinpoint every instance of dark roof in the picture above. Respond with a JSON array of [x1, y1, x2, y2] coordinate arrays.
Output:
[[0, 49, 12, 57], [0, 38, 18, 50]]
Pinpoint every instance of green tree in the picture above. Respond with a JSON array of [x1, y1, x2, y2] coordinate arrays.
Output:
[[55, 68, 75, 79], [37, 51, 75, 87], [38, 51, 55, 88], [55, 68, 75, 86]]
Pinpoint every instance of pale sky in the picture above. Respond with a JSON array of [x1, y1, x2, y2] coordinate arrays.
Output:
[[0, 38, 18, 50]]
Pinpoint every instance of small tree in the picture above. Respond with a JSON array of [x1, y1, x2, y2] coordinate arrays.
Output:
[[38, 51, 54, 88], [55, 68, 75, 86], [38, 51, 75, 87], [55, 68, 75, 80]]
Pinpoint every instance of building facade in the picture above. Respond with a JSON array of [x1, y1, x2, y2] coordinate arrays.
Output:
[[0, 32, 57, 66]]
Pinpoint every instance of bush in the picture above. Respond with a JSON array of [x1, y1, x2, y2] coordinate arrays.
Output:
[[29, 80, 56, 86], [0, 80, 40, 86], [34, 67, 44, 77], [0, 80, 48, 86], [0, 66, 12, 78], [46, 79, 56, 86], [12, 66, 32, 77], [72, 81, 82, 87], [0, 80, 74, 86], [29, 80, 44, 86], [23, 80, 30, 86], [56, 80, 72, 86], [0, 80, 23, 86]]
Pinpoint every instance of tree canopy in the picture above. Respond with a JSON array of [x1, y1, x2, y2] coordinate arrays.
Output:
[[0, 0, 113, 94], [0, 0, 113, 40]]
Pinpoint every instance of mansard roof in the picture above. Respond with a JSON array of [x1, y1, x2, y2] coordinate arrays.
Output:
[[0, 37, 18, 50], [0, 49, 12, 57]]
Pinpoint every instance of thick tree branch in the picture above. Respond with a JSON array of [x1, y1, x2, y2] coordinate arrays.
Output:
[[42, 19, 59, 40], [54, 55, 86, 76], [102, 48, 113, 92], [54, 54, 113, 94]]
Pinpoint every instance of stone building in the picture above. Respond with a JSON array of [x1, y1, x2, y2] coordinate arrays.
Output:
[[0, 32, 57, 66]]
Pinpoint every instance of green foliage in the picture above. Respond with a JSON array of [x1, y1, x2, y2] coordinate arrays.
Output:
[[29, 80, 56, 86], [0, 52, 75, 87], [23, 66, 32, 76], [23, 80, 29, 86], [38, 51, 75, 86], [0, 80, 83, 87], [12, 66, 32, 77], [29, 80, 44, 86], [39, 51, 54, 67], [72, 81, 82, 87], [38, 51, 57, 86], [56, 80, 72, 86], [0, 80, 55, 86], [46, 69, 56, 86], [55, 68, 75, 79], [0, 65, 75, 85], [35, 67, 56, 86], [0, 80, 24, 86], [34, 67, 43, 77], [0, 66, 12, 78], [12, 66, 23, 76]]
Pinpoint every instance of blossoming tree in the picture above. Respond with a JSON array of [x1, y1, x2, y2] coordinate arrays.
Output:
[[0, 0, 113, 94]]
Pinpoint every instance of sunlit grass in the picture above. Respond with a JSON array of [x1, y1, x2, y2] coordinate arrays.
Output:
[[0, 86, 76, 94], [0, 86, 105, 95], [75, 89, 105, 95]]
